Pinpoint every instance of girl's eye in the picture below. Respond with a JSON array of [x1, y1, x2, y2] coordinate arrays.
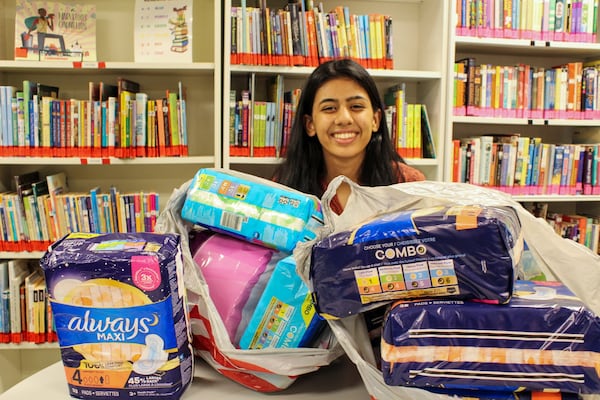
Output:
[[350, 103, 367, 110], [321, 105, 336, 112]]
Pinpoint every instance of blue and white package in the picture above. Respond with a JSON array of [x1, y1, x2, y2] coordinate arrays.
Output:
[[181, 168, 324, 252], [238, 255, 324, 349], [381, 280, 600, 394], [310, 205, 523, 318], [40, 232, 193, 400]]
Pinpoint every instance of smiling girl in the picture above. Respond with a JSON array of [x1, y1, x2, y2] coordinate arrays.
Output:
[[274, 59, 425, 214]]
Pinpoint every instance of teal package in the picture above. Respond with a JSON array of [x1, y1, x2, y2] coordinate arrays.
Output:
[[181, 168, 324, 252], [238, 255, 323, 349]]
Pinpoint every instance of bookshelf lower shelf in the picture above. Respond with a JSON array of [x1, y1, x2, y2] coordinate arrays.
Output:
[[513, 195, 600, 202], [0, 252, 45, 259], [0, 342, 58, 350]]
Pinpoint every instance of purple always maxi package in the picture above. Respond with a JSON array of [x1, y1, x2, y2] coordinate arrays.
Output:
[[381, 280, 600, 394], [310, 205, 523, 319], [40, 232, 193, 400]]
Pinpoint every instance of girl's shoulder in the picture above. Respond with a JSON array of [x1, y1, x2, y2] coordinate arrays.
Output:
[[395, 161, 426, 182]]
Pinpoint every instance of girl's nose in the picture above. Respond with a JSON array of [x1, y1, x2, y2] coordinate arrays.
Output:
[[335, 106, 352, 124]]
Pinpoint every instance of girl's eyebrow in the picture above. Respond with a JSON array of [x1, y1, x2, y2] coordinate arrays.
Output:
[[317, 95, 367, 105]]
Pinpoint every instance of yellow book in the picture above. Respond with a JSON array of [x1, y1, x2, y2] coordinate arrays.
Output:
[[516, 136, 531, 189], [264, 6, 272, 60], [34, 278, 46, 343], [334, 7, 349, 57], [167, 91, 180, 148], [413, 104, 422, 158], [40, 97, 53, 152], [395, 85, 406, 154], [119, 91, 133, 157], [494, 65, 502, 110], [78, 100, 87, 151], [374, 14, 383, 68], [406, 103, 415, 158], [350, 14, 359, 60]]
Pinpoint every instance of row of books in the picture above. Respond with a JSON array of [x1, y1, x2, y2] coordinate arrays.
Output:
[[456, 0, 599, 43], [229, 76, 437, 159], [0, 171, 160, 253], [229, 74, 299, 158], [231, 1, 393, 69], [451, 134, 600, 196], [523, 202, 600, 253], [0, 79, 188, 158], [454, 59, 600, 118], [229, 75, 300, 158], [0, 259, 55, 344], [384, 84, 437, 159]]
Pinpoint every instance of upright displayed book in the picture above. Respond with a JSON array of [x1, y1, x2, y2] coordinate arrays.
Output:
[[134, 0, 193, 63], [14, 1, 96, 61]]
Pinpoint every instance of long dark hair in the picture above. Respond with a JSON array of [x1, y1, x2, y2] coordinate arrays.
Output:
[[273, 59, 404, 197]]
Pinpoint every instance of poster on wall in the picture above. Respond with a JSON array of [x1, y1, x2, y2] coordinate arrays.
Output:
[[134, 0, 193, 63], [14, 1, 96, 61]]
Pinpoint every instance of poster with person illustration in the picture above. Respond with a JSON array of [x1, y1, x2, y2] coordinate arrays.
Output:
[[134, 0, 193, 63], [14, 1, 96, 61]]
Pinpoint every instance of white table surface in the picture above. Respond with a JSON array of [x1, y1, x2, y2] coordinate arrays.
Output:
[[0, 356, 370, 399]]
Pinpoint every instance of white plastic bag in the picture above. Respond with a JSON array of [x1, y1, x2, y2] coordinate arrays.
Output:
[[294, 176, 600, 400], [154, 179, 343, 392]]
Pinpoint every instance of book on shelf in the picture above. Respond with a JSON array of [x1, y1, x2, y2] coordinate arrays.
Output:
[[450, 135, 600, 196], [230, 2, 393, 69], [0, 258, 56, 344], [8, 259, 31, 344], [0, 261, 9, 343], [133, 0, 193, 63], [13, 171, 41, 247], [14, 1, 96, 62], [46, 171, 69, 240], [456, 0, 597, 43]]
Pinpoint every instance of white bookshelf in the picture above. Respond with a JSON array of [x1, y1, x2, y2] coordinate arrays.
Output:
[[0, 0, 221, 392], [446, 1, 600, 220], [221, 0, 449, 181]]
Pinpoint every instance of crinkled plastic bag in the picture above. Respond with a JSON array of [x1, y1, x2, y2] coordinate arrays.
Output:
[[154, 179, 343, 392], [294, 176, 600, 400]]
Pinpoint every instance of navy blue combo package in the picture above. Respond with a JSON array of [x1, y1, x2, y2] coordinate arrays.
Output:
[[40, 232, 193, 400], [310, 205, 522, 319], [381, 280, 600, 394]]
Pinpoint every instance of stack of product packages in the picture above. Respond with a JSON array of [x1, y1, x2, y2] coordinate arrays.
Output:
[[180, 168, 326, 350], [309, 204, 600, 399], [40, 232, 193, 400]]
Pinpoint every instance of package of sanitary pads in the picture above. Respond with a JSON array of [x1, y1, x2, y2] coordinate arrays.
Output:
[[189, 230, 276, 342], [181, 168, 324, 252], [381, 280, 600, 394], [40, 232, 193, 400], [238, 255, 324, 350], [310, 205, 523, 318]]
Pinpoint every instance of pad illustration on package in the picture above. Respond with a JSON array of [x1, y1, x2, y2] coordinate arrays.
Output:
[[381, 280, 600, 394], [41, 232, 193, 400]]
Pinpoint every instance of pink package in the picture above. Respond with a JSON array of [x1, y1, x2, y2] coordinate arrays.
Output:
[[190, 231, 275, 341]]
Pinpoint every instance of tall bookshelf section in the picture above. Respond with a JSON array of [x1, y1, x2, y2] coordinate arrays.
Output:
[[446, 1, 600, 253], [222, 0, 449, 181], [0, 0, 221, 392]]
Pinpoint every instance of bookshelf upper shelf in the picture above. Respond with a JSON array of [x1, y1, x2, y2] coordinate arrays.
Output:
[[0, 156, 215, 166], [229, 157, 439, 167], [453, 116, 600, 127], [455, 36, 600, 58], [0, 60, 215, 75], [229, 65, 442, 81]]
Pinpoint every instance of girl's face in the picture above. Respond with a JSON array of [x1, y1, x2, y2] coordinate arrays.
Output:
[[305, 77, 381, 168]]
